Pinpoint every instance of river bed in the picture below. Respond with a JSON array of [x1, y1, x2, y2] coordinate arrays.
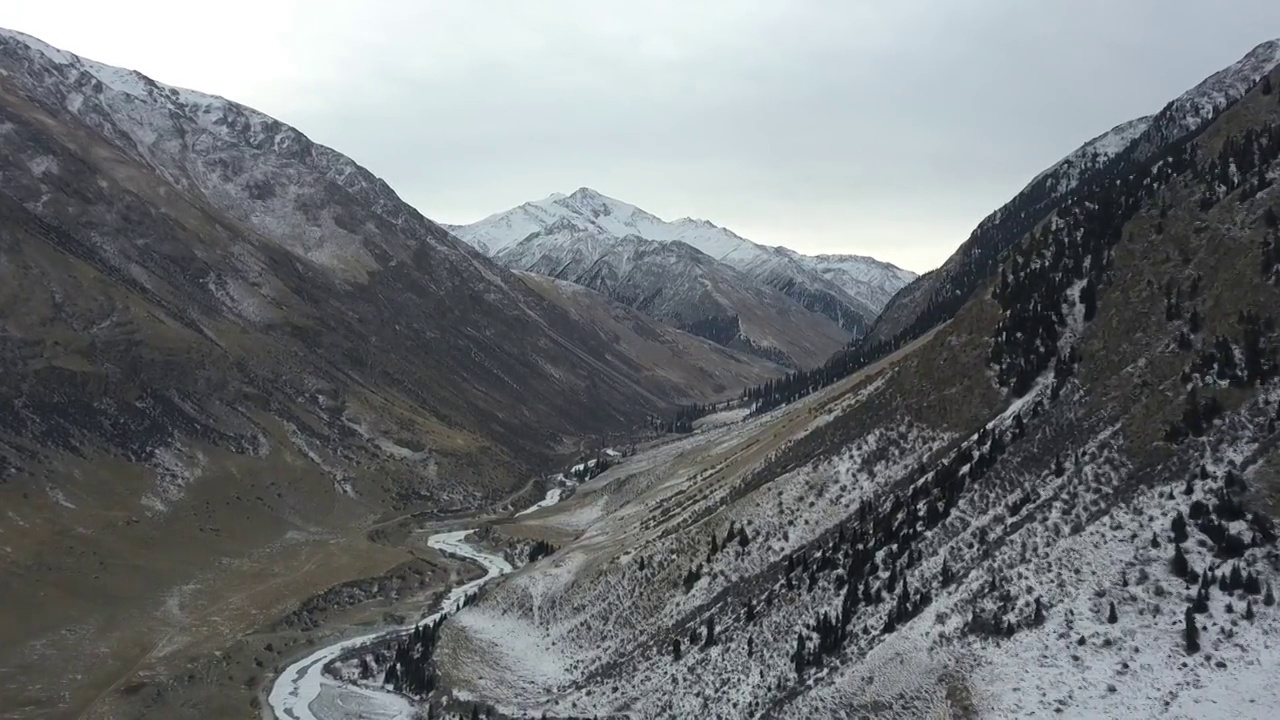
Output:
[[267, 488, 557, 719]]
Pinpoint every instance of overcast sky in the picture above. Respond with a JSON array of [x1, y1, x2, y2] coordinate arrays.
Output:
[[7, 1, 1280, 271]]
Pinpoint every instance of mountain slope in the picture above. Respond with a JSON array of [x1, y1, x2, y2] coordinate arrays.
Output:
[[421, 52, 1280, 720], [497, 227, 852, 367], [512, 271, 784, 397], [0, 26, 742, 498], [0, 28, 778, 718], [446, 188, 915, 338], [866, 38, 1280, 352]]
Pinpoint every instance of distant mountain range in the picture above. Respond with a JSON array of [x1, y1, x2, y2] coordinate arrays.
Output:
[[446, 188, 915, 365]]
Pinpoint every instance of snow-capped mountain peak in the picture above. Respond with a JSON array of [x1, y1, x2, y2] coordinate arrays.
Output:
[[447, 188, 916, 319]]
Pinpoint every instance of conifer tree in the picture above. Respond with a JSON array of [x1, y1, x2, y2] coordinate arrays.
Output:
[[1184, 607, 1200, 654], [672, 637, 682, 661], [1081, 276, 1098, 321], [1193, 588, 1210, 614], [703, 616, 716, 648], [793, 632, 807, 679], [1172, 544, 1189, 577], [1245, 571, 1263, 595], [1172, 511, 1189, 544], [1246, 600, 1257, 621], [1107, 601, 1118, 624]]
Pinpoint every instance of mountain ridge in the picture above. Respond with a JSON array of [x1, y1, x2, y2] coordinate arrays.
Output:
[[446, 186, 915, 315], [497, 227, 853, 368], [447, 188, 914, 352], [866, 37, 1280, 351]]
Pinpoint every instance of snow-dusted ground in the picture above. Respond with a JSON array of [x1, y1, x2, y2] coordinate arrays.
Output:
[[432, 366, 935, 716], [267, 520, 525, 719], [423, 339, 1280, 719], [692, 407, 751, 431]]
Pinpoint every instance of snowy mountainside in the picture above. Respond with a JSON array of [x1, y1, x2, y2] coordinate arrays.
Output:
[[866, 37, 1280, 350], [447, 187, 767, 264], [511, 270, 786, 398], [446, 188, 681, 256], [498, 229, 854, 368], [0, 27, 475, 280], [446, 187, 916, 336], [1120, 39, 1280, 166], [1026, 115, 1155, 198], [735, 246, 917, 324], [411, 57, 1280, 720]]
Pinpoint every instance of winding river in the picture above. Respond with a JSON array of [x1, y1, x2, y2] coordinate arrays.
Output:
[[267, 491, 553, 719]]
